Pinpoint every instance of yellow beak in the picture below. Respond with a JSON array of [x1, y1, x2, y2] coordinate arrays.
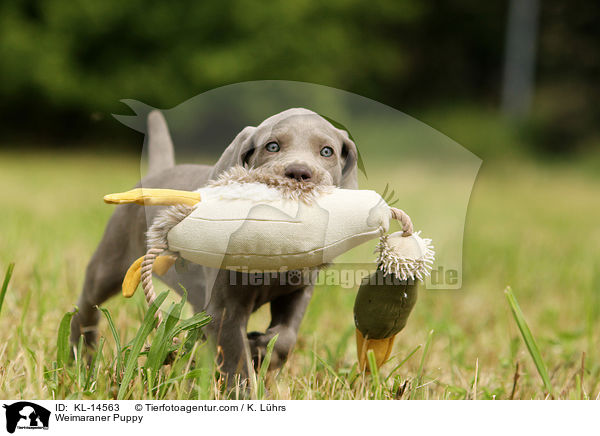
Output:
[[356, 329, 396, 371], [122, 254, 177, 298], [104, 188, 201, 207]]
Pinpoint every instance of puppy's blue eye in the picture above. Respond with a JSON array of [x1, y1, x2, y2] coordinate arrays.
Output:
[[265, 142, 280, 152], [320, 146, 333, 157]]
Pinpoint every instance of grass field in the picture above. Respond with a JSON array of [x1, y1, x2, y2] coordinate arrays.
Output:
[[0, 148, 599, 399]]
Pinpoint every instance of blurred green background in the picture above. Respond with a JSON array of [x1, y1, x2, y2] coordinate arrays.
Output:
[[1, 0, 599, 159]]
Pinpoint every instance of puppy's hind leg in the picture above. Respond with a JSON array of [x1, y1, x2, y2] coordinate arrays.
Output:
[[70, 252, 124, 347], [70, 207, 141, 347]]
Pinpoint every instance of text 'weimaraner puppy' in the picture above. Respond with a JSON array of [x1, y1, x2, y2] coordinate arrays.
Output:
[[70, 108, 359, 383]]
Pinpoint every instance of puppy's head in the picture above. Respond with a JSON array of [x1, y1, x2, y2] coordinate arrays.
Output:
[[210, 108, 358, 189]]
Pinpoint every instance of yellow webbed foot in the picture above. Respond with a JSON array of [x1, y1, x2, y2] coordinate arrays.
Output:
[[122, 256, 144, 298], [122, 254, 178, 298], [153, 255, 177, 276]]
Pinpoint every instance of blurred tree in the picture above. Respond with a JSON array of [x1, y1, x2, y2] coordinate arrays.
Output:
[[502, 0, 539, 118], [0, 0, 597, 153], [0, 0, 423, 142], [533, 0, 600, 153]]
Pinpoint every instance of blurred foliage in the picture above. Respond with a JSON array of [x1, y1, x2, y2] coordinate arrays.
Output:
[[0, 0, 598, 154], [533, 0, 600, 154]]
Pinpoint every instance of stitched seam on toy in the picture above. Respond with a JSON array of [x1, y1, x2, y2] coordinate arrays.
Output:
[[183, 217, 302, 223], [168, 227, 384, 257]]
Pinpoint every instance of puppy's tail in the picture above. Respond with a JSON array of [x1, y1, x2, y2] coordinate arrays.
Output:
[[147, 110, 175, 176]]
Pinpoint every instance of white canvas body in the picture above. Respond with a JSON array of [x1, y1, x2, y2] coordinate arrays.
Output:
[[166, 183, 391, 271]]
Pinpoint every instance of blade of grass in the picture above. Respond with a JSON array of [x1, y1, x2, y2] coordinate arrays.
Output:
[[0, 262, 15, 317], [385, 344, 422, 382], [145, 293, 210, 393], [417, 330, 434, 380], [76, 334, 85, 389], [99, 307, 123, 374], [366, 349, 380, 387], [154, 368, 205, 389], [145, 296, 193, 395], [145, 302, 181, 376], [579, 352, 586, 400], [84, 336, 105, 391], [257, 334, 278, 399], [172, 311, 211, 336], [334, 325, 356, 361], [57, 310, 76, 369], [411, 329, 434, 399], [472, 358, 479, 400], [314, 353, 349, 388], [504, 286, 554, 395], [117, 290, 168, 399]]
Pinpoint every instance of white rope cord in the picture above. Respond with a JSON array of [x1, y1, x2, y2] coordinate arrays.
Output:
[[389, 207, 414, 236], [140, 244, 167, 325]]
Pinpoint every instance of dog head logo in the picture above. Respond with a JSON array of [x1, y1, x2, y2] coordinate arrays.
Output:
[[2, 402, 50, 433]]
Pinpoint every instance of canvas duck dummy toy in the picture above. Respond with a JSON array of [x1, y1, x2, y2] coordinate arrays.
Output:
[[103, 166, 434, 368], [354, 231, 433, 371]]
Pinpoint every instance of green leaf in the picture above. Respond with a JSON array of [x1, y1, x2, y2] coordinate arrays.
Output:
[[385, 344, 422, 382], [314, 353, 344, 385], [99, 307, 123, 374], [417, 330, 434, 380], [84, 337, 105, 391], [410, 329, 434, 399], [117, 290, 168, 400], [0, 262, 15, 317], [57, 310, 76, 369], [366, 350, 380, 387], [257, 334, 278, 399], [504, 287, 554, 395], [144, 299, 185, 381], [172, 312, 211, 336]]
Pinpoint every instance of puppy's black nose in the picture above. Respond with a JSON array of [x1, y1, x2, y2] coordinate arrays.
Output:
[[285, 164, 313, 181]]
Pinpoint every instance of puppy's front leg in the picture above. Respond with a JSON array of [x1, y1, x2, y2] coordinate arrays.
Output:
[[205, 271, 257, 385], [248, 283, 314, 371]]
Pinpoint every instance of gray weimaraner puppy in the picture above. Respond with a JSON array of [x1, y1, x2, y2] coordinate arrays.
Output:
[[70, 108, 360, 382]]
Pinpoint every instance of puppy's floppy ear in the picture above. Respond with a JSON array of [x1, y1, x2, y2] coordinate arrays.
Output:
[[339, 130, 359, 189], [209, 126, 257, 180]]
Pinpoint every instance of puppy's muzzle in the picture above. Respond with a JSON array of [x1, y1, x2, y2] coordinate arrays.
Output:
[[260, 160, 333, 186], [285, 163, 313, 182]]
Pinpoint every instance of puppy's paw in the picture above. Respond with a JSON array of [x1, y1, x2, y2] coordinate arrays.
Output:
[[247, 331, 270, 369], [247, 329, 295, 371]]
